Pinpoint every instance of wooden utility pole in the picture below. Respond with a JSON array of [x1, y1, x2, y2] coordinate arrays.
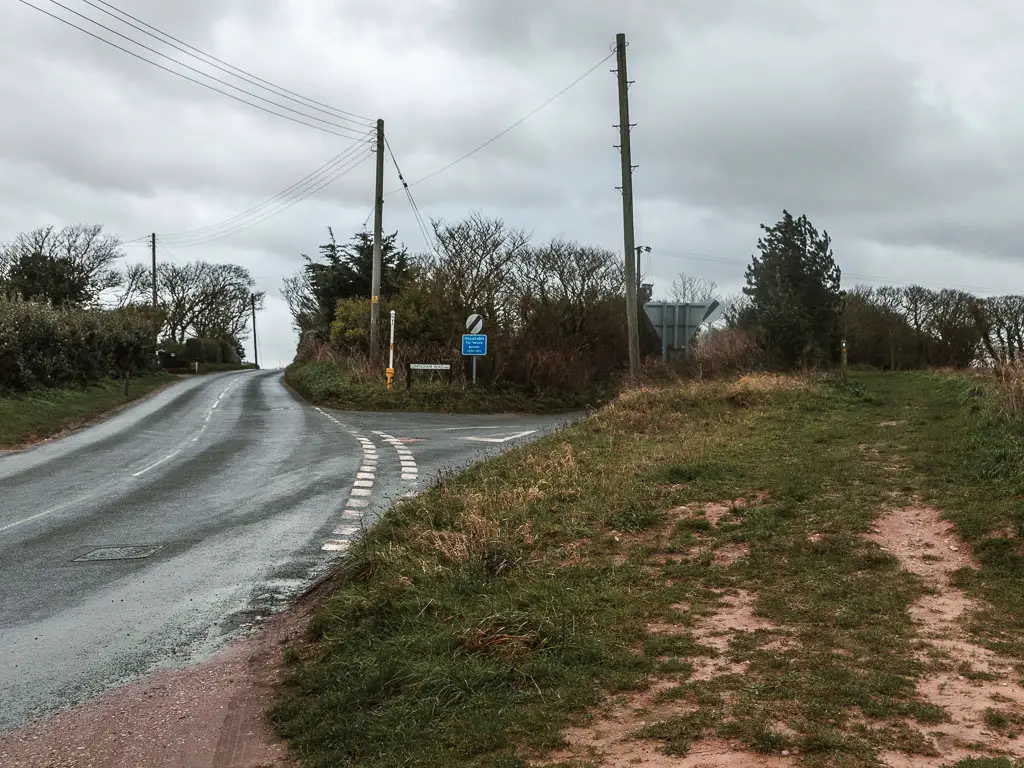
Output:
[[150, 233, 158, 307], [370, 118, 385, 366], [251, 294, 259, 368], [615, 33, 640, 379]]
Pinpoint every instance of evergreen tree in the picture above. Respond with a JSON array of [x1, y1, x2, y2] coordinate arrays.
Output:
[[742, 210, 842, 367], [5, 251, 91, 307], [303, 228, 411, 331]]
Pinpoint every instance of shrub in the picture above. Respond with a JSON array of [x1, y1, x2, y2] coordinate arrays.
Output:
[[0, 297, 160, 393]]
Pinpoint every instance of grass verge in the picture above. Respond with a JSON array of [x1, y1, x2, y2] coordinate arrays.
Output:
[[285, 360, 605, 414], [0, 372, 178, 449], [272, 371, 1024, 767]]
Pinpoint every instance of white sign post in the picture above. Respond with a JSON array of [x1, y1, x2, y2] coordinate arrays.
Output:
[[386, 310, 396, 390]]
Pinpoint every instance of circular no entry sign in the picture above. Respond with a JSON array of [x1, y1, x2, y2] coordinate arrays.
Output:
[[466, 313, 485, 333]]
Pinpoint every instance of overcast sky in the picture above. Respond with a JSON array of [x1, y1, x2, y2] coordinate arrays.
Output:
[[2, 0, 1023, 366]]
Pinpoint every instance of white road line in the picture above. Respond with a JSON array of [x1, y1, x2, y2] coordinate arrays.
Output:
[[134, 378, 239, 476], [460, 430, 537, 444], [312, 408, 381, 554], [131, 449, 181, 478], [0, 494, 94, 534], [373, 431, 420, 484]]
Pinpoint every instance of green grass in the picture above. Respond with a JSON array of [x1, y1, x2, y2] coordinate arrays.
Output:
[[0, 373, 178, 448], [272, 371, 1024, 766], [285, 360, 605, 414]]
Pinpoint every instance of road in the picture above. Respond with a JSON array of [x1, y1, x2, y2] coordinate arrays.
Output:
[[0, 370, 572, 733]]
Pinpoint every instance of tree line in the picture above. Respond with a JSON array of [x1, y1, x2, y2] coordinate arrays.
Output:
[[682, 210, 1015, 371], [284, 213, 643, 394], [0, 223, 261, 392]]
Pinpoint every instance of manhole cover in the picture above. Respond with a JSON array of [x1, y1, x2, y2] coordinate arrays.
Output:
[[74, 545, 163, 562]]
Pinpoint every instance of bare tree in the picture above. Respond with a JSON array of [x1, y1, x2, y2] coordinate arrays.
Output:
[[116, 263, 152, 308], [281, 269, 319, 334], [670, 273, 719, 305], [0, 224, 124, 306], [524, 239, 623, 306], [190, 264, 262, 342], [426, 212, 530, 329], [121, 260, 261, 344], [720, 292, 751, 328]]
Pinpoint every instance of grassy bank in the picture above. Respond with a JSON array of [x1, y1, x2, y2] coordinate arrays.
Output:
[[0, 373, 178, 449], [273, 371, 1024, 767], [285, 360, 605, 413]]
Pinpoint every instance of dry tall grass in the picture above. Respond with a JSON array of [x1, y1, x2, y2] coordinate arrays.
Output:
[[994, 363, 1024, 417], [687, 327, 765, 379]]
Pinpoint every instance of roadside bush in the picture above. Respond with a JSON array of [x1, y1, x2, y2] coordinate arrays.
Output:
[[0, 297, 160, 393], [687, 327, 765, 378]]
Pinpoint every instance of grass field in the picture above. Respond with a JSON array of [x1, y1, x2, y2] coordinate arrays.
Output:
[[272, 371, 1024, 767], [285, 360, 608, 414], [0, 373, 178, 449]]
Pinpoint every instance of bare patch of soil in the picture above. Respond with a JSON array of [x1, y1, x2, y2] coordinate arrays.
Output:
[[539, 590, 796, 767], [868, 505, 1024, 765], [0, 574, 337, 768]]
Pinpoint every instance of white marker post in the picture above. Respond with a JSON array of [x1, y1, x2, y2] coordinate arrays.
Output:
[[386, 310, 396, 390]]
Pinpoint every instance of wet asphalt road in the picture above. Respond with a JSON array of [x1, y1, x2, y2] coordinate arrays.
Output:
[[0, 370, 572, 732]]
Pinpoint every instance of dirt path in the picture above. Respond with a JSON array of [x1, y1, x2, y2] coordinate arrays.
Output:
[[0, 575, 332, 768], [540, 493, 1024, 767], [868, 504, 1024, 765], [539, 500, 801, 768]]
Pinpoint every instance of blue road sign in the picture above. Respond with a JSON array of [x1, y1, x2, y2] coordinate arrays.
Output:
[[462, 334, 487, 356]]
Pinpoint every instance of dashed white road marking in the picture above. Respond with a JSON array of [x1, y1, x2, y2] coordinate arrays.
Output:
[[373, 431, 420, 486], [134, 378, 240, 475], [312, 408, 381, 553], [0, 493, 96, 535], [131, 449, 182, 478]]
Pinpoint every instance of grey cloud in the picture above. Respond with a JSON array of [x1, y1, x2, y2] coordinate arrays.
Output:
[[3, 0, 1024, 365]]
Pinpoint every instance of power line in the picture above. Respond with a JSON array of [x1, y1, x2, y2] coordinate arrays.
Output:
[[161, 148, 373, 247], [385, 50, 616, 195], [17, 0, 368, 140], [385, 138, 436, 255], [649, 247, 1009, 296], [79, 0, 373, 128], [163, 151, 373, 247], [37, 0, 369, 138], [162, 137, 369, 242]]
